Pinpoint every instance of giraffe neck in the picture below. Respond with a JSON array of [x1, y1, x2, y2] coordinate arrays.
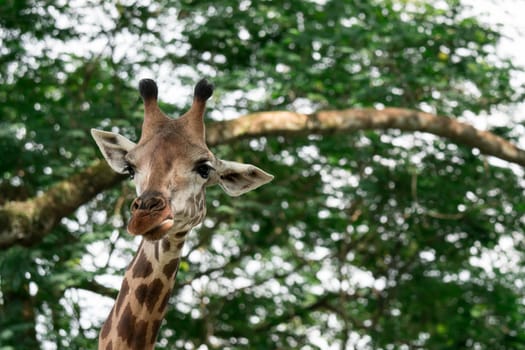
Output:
[[98, 230, 190, 350]]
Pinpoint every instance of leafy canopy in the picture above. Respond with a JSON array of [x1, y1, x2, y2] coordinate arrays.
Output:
[[0, 0, 524, 349]]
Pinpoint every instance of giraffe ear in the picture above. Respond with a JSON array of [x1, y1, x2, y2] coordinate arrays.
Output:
[[214, 159, 274, 197], [91, 129, 136, 174]]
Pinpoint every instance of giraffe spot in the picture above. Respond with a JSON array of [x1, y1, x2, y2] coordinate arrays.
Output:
[[115, 279, 130, 315], [157, 289, 171, 313], [154, 241, 160, 261], [135, 283, 148, 305], [100, 307, 113, 339], [134, 279, 164, 313], [145, 278, 165, 312], [177, 241, 185, 250], [127, 241, 143, 269], [105, 341, 112, 350], [117, 304, 136, 344], [150, 319, 162, 345], [116, 305, 148, 349], [162, 238, 171, 252], [132, 249, 153, 278], [131, 319, 148, 349], [163, 258, 180, 279], [175, 231, 187, 238]]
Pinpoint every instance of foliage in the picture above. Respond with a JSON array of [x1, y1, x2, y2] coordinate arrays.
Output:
[[1, 0, 524, 349]]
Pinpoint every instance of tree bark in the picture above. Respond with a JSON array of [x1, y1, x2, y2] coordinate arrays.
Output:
[[1, 107, 524, 249], [0, 161, 125, 249], [207, 108, 525, 166]]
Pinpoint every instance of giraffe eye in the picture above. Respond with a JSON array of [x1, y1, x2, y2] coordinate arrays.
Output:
[[123, 163, 135, 179], [195, 163, 212, 179]]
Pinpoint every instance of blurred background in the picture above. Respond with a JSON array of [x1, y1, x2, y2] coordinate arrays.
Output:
[[1, 0, 525, 349]]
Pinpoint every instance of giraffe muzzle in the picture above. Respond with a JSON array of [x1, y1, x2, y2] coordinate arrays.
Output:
[[127, 192, 174, 240]]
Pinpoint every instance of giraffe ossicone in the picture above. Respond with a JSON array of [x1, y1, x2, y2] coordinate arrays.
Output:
[[91, 79, 273, 349]]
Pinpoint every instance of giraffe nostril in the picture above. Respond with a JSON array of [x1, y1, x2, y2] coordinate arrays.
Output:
[[131, 193, 167, 212], [130, 198, 142, 213], [144, 197, 166, 211]]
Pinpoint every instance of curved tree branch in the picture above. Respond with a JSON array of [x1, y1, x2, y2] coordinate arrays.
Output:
[[0, 161, 125, 249], [1, 107, 523, 249], [207, 108, 525, 166]]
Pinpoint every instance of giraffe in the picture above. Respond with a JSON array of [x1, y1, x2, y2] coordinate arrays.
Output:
[[91, 78, 273, 350]]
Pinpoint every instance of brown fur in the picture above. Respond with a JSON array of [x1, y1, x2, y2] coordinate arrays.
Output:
[[150, 319, 162, 345], [100, 307, 113, 339], [157, 290, 171, 313], [132, 250, 153, 279], [162, 258, 180, 279], [161, 238, 170, 252], [115, 279, 130, 315], [98, 240, 185, 350]]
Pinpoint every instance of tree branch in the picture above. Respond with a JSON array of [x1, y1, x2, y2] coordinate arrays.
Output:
[[0, 161, 125, 249], [207, 108, 525, 166], [1, 107, 523, 249], [72, 278, 119, 299]]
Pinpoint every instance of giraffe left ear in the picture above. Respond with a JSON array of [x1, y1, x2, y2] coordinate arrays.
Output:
[[214, 159, 274, 197], [91, 129, 136, 174]]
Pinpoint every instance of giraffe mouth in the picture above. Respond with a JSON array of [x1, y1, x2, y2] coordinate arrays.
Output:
[[127, 207, 174, 240], [141, 217, 174, 241]]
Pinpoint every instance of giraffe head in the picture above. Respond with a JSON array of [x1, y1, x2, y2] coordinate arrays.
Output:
[[91, 79, 273, 240]]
